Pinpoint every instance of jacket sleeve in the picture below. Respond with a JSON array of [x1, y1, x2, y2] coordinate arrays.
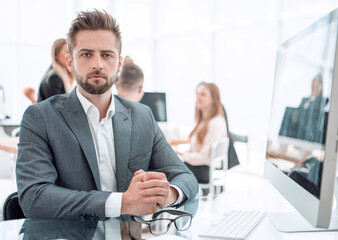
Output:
[[16, 105, 111, 221]]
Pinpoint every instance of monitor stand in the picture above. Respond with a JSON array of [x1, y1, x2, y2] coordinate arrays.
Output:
[[269, 180, 338, 232], [268, 210, 338, 232]]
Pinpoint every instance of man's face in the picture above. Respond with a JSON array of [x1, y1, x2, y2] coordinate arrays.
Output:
[[66, 30, 122, 95], [311, 79, 322, 97]]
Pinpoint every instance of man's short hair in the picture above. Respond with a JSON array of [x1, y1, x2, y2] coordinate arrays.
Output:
[[118, 63, 144, 91], [67, 10, 122, 56]]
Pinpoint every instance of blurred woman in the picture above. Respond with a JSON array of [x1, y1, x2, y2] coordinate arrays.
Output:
[[179, 82, 227, 184], [37, 38, 74, 102]]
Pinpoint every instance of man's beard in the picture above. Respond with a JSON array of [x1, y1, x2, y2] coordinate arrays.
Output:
[[74, 69, 117, 95]]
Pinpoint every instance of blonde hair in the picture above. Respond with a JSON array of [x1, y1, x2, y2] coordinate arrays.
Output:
[[189, 82, 223, 144]]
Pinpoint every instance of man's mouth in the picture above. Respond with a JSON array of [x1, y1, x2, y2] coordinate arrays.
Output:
[[88, 74, 105, 80]]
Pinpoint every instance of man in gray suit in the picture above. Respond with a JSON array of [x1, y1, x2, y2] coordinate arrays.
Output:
[[16, 10, 198, 221]]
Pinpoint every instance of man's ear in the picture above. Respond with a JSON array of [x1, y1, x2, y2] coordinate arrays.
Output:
[[65, 54, 73, 72], [138, 85, 143, 94], [115, 81, 119, 89], [118, 55, 123, 73], [137, 85, 144, 102]]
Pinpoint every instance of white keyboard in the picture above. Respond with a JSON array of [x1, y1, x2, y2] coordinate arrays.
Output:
[[199, 210, 266, 239]]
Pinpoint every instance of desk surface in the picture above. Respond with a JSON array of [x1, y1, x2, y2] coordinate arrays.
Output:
[[191, 167, 338, 240], [0, 137, 18, 155], [0, 217, 191, 239], [1, 168, 337, 239]]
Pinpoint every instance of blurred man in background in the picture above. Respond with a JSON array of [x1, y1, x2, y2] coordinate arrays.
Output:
[[116, 61, 144, 102]]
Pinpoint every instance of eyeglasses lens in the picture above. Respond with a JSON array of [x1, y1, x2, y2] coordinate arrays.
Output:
[[175, 215, 192, 231], [149, 219, 172, 235]]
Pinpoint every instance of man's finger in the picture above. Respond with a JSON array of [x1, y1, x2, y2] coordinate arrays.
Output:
[[139, 179, 169, 189], [134, 169, 145, 176], [140, 187, 168, 197], [131, 171, 147, 183], [142, 196, 166, 206], [142, 172, 166, 182]]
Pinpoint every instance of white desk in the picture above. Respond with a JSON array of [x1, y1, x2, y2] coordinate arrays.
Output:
[[1, 167, 337, 239], [189, 167, 338, 240]]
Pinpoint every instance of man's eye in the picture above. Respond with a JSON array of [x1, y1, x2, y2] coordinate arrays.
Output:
[[103, 54, 112, 58], [82, 53, 91, 57]]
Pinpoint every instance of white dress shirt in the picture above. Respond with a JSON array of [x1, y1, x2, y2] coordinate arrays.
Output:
[[76, 89, 184, 218], [77, 89, 122, 217]]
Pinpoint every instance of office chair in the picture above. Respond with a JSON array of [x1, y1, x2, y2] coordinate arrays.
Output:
[[199, 137, 229, 197], [1, 192, 25, 221], [11, 127, 20, 137], [223, 105, 249, 165]]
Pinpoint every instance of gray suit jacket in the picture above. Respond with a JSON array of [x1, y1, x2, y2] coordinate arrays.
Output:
[[16, 90, 198, 220]]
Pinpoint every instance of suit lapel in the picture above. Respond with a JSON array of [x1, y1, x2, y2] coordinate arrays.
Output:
[[113, 97, 131, 192], [58, 90, 101, 190]]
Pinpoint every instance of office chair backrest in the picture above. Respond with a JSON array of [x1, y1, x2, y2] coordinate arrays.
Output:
[[207, 137, 230, 196], [1, 192, 25, 221], [222, 104, 249, 167], [11, 127, 20, 137], [222, 105, 248, 141], [210, 137, 229, 170]]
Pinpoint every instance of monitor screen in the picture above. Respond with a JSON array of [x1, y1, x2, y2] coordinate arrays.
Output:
[[279, 106, 328, 145], [140, 92, 167, 122], [265, 9, 338, 229]]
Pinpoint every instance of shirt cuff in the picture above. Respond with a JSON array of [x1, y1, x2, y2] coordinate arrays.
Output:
[[105, 192, 123, 217], [169, 184, 185, 206]]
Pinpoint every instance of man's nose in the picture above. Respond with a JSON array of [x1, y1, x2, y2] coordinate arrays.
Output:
[[92, 55, 103, 70]]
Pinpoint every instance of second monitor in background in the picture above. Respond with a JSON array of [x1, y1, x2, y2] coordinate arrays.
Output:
[[140, 92, 167, 122]]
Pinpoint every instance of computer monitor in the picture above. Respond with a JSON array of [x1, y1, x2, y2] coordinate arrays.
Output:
[[140, 92, 167, 122], [265, 8, 338, 231]]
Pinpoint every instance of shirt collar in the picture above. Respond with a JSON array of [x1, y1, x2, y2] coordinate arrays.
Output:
[[76, 87, 115, 119]]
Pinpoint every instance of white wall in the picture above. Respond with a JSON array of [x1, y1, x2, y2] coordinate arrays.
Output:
[[0, 0, 337, 169]]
